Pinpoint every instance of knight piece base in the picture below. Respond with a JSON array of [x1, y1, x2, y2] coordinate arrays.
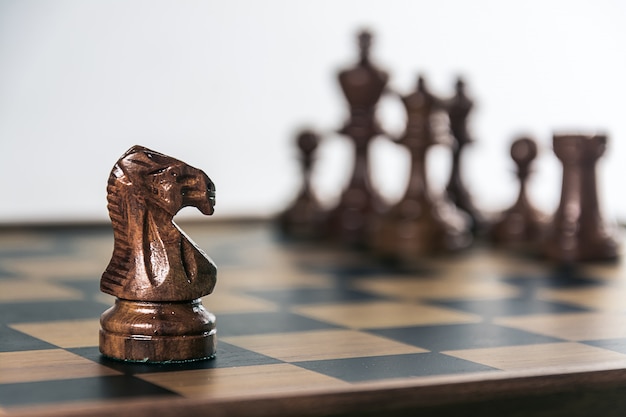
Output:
[[100, 298, 216, 363]]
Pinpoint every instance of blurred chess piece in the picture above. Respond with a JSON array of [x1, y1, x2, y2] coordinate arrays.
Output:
[[543, 134, 620, 262], [326, 29, 390, 247], [445, 77, 486, 234], [490, 137, 547, 250], [371, 76, 472, 260], [278, 129, 326, 240]]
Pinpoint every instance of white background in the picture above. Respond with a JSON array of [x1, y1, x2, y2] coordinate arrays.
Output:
[[1, 0, 625, 225]]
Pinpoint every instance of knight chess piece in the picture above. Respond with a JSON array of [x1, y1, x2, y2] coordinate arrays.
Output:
[[445, 77, 486, 234], [371, 76, 471, 260], [325, 29, 389, 247], [99, 145, 217, 362], [543, 134, 620, 262], [278, 129, 325, 239], [490, 137, 547, 250]]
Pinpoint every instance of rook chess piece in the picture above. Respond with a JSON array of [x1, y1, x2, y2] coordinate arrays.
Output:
[[371, 76, 472, 260], [543, 134, 619, 262], [325, 29, 389, 247], [278, 129, 325, 239], [100, 145, 218, 362], [445, 77, 486, 234], [490, 137, 547, 250]]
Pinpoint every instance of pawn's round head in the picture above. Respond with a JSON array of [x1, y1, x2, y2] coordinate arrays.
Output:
[[511, 137, 538, 167]]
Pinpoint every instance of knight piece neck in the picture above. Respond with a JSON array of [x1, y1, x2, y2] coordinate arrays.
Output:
[[144, 206, 180, 243]]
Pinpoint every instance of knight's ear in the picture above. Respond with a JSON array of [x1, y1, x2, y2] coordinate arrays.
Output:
[[111, 163, 132, 186]]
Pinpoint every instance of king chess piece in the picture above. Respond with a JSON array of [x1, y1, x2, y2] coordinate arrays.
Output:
[[371, 76, 472, 260], [278, 130, 325, 240], [445, 77, 486, 234], [99, 145, 217, 362], [325, 29, 389, 247], [490, 137, 547, 250], [543, 134, 620, 262]]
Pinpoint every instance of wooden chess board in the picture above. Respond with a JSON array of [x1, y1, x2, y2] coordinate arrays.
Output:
[[2, 220, 626, 417]]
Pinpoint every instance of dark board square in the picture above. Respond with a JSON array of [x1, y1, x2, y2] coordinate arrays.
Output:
[[216, 311, 340, 337], [0, 375, 178, 407], [430, 298, 589, 319], [0, 325, 57, 352], [68, 341, 282, 374], [582, 338, 626, 355], [372, 323, 565, 351], [0, 300, 104, 324], [243, 287, 380, 305], [294, 352, 497, 383], [0, 266, 16, 279], [305, 261, 434, 279], [504, 268, 604, 295]]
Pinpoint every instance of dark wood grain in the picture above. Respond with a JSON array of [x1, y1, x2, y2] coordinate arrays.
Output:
[[99, 145, 217, 362], [371, 76, 472, 259], [544, 134, 620, 262], [325, 30, 389, 247], [490, 136, 547, 251]]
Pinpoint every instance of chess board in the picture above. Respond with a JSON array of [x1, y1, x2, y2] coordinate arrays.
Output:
[[3, 220, 626, 417]]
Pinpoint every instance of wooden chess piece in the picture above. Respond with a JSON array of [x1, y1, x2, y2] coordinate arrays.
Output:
[[543, 134, 620, 262], [100, 145, 217, 362], [371, 76, 472, 260], [490, 137, 547, 250], [278, 129, 325, 239], [445, 77, 486, 234], [325, 29, 389, 247]]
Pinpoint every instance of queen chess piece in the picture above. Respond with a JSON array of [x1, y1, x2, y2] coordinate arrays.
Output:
[[445, 77, 486, 234], [371, 76, 472, 260]]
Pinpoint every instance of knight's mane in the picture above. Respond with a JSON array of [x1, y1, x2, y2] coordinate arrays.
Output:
[[100, 146, 175, 295], [101, 163, 134, 295]]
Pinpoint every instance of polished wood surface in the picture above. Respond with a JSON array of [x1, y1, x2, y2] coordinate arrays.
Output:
[[2, 221, 626, 417], [99, 146, 217, 362], [544, 134, 620, 262], [490, 136, 547, 250]]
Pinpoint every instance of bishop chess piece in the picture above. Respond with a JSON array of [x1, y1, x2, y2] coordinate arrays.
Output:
[[100, 146, 217, 362], [543, 134, 620, 262], [445, 77, 486, 234], [278, 130, 325, 240], [371, 76, 471, 260], [325, 30, 389, 247], [490, 137, 547, 250]]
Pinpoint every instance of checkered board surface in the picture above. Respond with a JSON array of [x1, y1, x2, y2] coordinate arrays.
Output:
[[2, 221, 626, 416]]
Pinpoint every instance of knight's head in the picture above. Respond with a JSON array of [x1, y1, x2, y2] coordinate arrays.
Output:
[[111, 145, 216, 217]]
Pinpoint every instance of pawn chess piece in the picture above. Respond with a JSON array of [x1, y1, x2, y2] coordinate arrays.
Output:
[[371, 76, 471, 260], [491, 137, 547, 250], [325, 29, 389, 247], [445, 77, 486, 234], [543, 134, 620, 262], [100, 146, 217, 362], [278, 129, 325, 240]]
